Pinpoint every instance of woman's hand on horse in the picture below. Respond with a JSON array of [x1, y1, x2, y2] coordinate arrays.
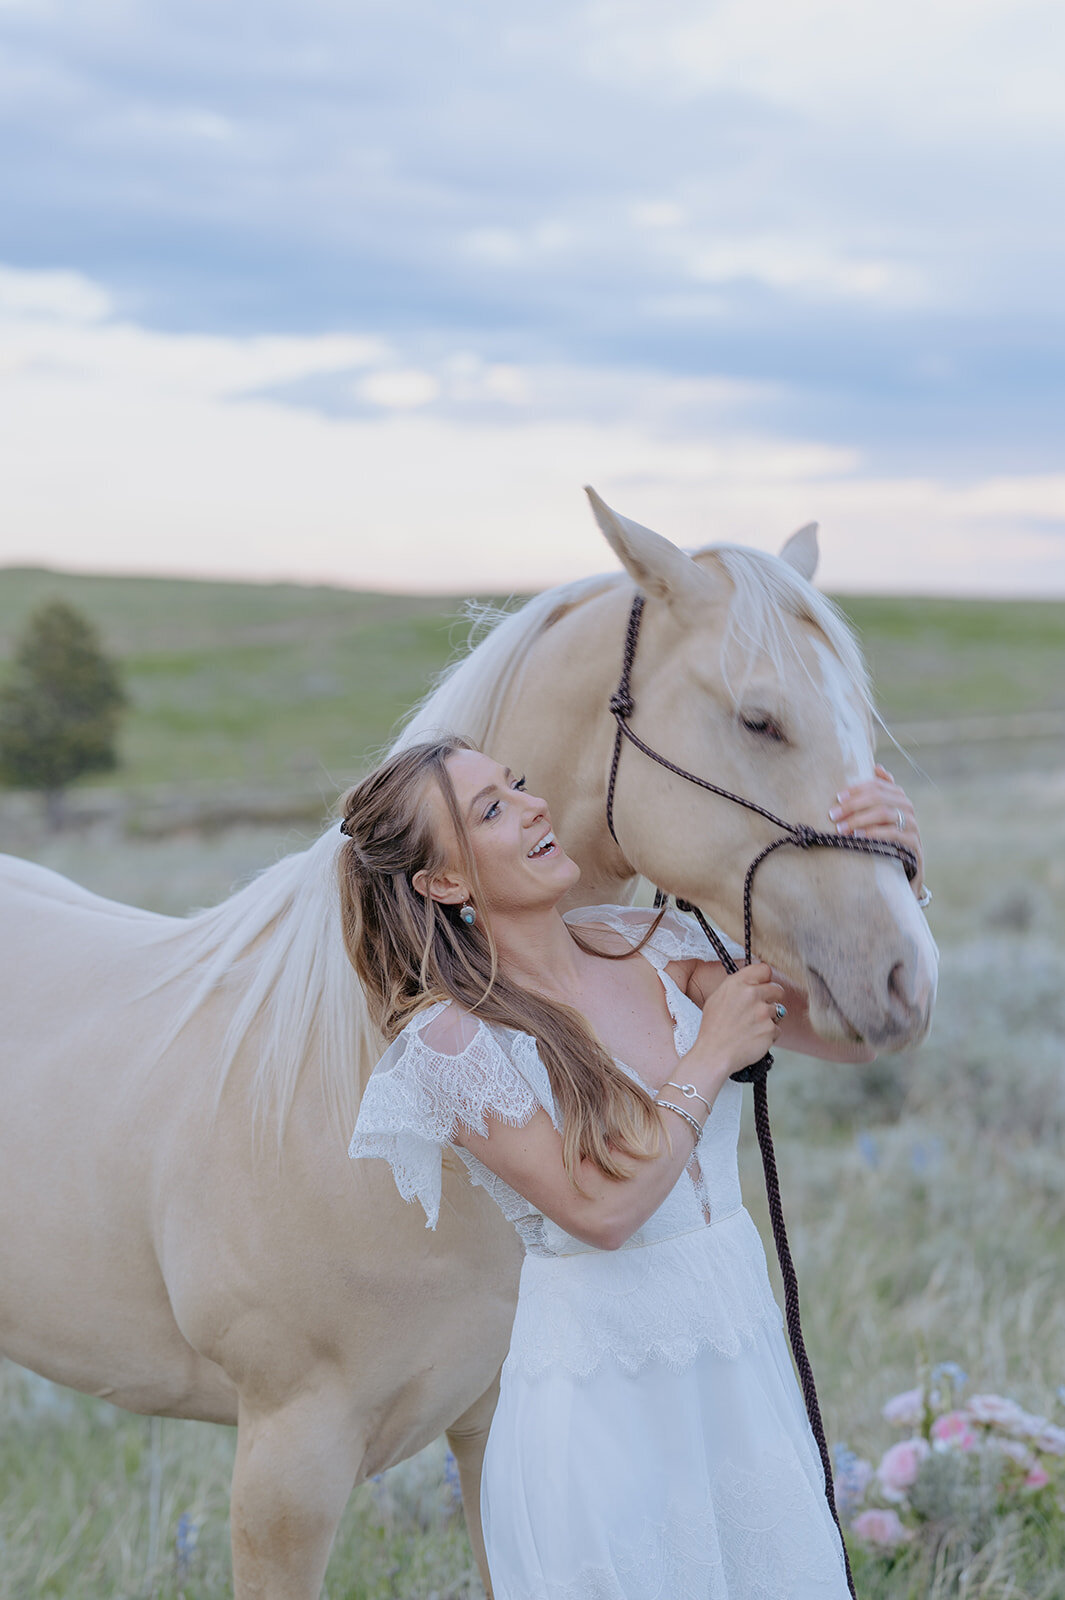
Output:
[[688, 963, 786, 1081], [827, 764, 926, 898]]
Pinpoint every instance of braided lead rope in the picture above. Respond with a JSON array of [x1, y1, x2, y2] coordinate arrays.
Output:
[[676, 890, 856, 1595], [750, 1068, 858, 1597], [604, 592, 923, 1600]]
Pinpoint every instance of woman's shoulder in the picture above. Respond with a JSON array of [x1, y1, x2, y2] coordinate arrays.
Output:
[[396, 997, 531, 1060]]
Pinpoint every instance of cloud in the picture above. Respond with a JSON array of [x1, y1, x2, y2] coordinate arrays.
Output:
[[0, 265, 1062, 598], [0, 264, 113, 322], [578, 0, 1065, 138], [0, 2, 1062, 595]]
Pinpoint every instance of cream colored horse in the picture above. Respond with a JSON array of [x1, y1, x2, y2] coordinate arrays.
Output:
[[0, 493, 937, 1598]]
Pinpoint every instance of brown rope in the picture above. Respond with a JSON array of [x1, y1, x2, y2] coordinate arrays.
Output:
[[606, 591, 919, 1599]]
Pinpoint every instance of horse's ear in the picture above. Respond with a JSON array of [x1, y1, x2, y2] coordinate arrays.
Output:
[[779, 521, 819, 581], [584, 487, 717, 615]]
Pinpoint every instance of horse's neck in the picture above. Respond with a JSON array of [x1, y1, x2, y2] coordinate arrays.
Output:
[[488, 585, 639, 908]]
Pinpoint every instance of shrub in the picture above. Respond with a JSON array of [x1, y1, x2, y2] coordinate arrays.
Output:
[[0, 600, 126, 824]]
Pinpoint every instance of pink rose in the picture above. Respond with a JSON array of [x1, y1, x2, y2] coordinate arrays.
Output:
[[852, 1508, 913, 1549], [966, 1393, 1028, 1431], [877, 1437, 931, 1499], [1024, 1463, 1050, 1490], [931, 1410, 978, 1452], [881, 1387, 924, 1428]]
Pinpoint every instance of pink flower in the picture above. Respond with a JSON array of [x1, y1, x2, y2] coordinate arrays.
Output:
[[966, 1393, 1028, 1431], [1033, 1423, 1065, 1457], [877, 1437, 931, 1499], [1024, 1463, 1050, 1490], [852, 1508, 913, 1549], [931, 1410, 978, 1452], [881, 1387, 924, 1428]]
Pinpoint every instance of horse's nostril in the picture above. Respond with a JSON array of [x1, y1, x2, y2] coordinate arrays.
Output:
[[887, 960, 912, 1009]]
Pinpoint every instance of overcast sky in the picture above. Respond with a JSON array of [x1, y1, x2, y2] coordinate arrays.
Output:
[[1, 0, 1063, 595]]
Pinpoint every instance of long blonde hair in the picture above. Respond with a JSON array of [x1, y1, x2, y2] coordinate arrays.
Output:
[[337, 737, 665, 1185]]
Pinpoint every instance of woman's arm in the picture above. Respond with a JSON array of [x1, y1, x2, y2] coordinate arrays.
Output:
[[452, 1106, 708, 1253], [452, 963, 785, 1251], [676, 958, 876, 1063]]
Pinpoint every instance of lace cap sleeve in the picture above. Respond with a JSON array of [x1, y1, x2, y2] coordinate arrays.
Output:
[[348, 1002, 555, 1229], [564, 903, 744, 969]]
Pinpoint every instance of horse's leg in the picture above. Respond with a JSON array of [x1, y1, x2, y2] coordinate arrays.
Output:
[[446, 1374, 501, 1600], [229, 1386, 362, 1600]]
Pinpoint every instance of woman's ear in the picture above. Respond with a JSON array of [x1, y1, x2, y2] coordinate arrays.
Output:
[[411, 867, 468, 906]]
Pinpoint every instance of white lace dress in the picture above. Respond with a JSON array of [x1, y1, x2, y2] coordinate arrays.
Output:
[[349, 906, 850, 1600]]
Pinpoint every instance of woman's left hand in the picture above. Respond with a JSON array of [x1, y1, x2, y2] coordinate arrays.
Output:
[[828, 764, 926, 900]]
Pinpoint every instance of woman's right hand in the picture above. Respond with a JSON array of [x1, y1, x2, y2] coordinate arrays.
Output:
[[690, 963, 786, 1081]]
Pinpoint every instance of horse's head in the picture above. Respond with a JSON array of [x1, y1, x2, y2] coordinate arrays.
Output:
[[569, 490, 937, 1053]]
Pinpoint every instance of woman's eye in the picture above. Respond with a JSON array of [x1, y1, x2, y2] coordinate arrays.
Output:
[[483, 775, 526, 821], [741, 715, 786, 743]]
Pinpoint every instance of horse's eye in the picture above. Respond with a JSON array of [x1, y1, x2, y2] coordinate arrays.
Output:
[[741, 714, 786, 743]]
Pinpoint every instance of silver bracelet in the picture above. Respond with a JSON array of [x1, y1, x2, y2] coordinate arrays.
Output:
[[663, 1080, 714, 1117], [656, 1099, 704, 1141], [916, 883, 933, 909]]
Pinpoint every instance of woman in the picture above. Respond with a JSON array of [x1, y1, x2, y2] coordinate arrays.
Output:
[[341, 737, 927, 1600]]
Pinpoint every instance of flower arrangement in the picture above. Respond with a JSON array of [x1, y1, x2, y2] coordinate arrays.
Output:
[[836, 1362, 1065, 1558]]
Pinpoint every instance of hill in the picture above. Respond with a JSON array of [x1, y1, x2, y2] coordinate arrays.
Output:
[[1, 566, 1063, 798]]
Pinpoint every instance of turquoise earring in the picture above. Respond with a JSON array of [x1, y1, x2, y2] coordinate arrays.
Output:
[[459, 902, 477, 926]]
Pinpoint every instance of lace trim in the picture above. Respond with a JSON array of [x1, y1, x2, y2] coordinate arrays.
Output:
[[505, 1209, 782, 1379], [496, 1451, 848, 1600], [349, 1004, 548, 1229]]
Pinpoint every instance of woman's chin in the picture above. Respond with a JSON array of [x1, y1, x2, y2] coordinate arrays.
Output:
[[555, 855, 582, 891], [531, 854, 582, 904]]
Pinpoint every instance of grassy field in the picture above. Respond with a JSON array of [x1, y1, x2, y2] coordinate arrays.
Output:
[[0, 567, 474, 802], [1, 566, 1063, 814], [1, 565, 1064, 1597]]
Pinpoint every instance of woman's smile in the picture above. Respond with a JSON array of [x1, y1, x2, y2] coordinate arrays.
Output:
[[526, 829, 557, 860]]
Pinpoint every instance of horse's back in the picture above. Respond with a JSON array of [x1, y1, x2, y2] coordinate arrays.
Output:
[[0, 850, 178, 925]]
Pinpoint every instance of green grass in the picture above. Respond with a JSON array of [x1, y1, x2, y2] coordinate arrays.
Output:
[[834, 594, 1065, 723], [1, 569, 1063, 804], [0, 1375, 480, 1599], [0, 567, 482, 794]]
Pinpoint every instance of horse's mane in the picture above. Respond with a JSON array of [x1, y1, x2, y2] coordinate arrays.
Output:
[[698, 544, 874, 714], [152, 570, 622, 1144], [149, 549, 871, 1145]]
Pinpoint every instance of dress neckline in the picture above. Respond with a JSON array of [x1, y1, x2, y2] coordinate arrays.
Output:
[[611, 942, 701, 1096], [556, 905, 704, 1094]]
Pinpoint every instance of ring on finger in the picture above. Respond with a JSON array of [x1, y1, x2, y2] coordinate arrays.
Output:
[[895, 809, 906, 831], [773, 1003, 787, 1021]]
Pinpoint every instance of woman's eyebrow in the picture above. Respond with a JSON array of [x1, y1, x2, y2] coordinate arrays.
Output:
[[466, 768, 513, 817]]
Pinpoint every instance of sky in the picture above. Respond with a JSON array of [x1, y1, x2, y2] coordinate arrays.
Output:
[[1, 0, 1064, 596]]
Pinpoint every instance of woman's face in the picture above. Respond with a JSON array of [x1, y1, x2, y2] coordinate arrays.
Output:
[[429, 748, 580, 915]]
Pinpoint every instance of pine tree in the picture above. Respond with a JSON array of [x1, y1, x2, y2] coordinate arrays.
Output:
[[0, 599, 127, 826]]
